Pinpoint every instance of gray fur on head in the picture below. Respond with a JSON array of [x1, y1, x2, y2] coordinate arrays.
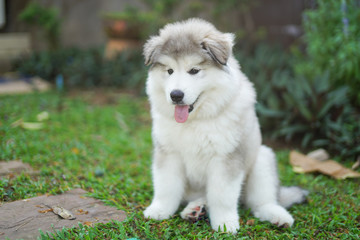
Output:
[[143, 18, 235, 66]]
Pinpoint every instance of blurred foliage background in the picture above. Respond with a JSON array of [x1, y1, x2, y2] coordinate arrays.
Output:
[[11, 0, 360, 160]]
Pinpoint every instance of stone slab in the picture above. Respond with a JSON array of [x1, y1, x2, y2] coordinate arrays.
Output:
[[0, 160, 38, 177], [0, 188, 126, 240], [0, 76, 51, 95]]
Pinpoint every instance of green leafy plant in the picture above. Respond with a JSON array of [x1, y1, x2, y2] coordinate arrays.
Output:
[[102, 0, 180, 41], [18, 2, 61, 50], [102, 6, 159, 40], [12, 47, 146, 91], [294, 0, 360, 106], [103, 0, 259, 41], [262, 72, 359, 160], [236, 43, 360, 160]]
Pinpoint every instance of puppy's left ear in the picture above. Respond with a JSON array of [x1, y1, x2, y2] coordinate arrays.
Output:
[[201, 33, 235, 65], [143, 36, 162, 66]]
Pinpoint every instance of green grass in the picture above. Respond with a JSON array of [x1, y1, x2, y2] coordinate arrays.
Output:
[[1, 91, 359, 239]]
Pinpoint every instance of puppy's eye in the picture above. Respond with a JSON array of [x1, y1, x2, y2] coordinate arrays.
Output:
[[188, 68, 200, 75], [167, 69, 174, 75]]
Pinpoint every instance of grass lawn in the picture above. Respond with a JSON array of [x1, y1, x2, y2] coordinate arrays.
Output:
[[1, 91, 359, 239]]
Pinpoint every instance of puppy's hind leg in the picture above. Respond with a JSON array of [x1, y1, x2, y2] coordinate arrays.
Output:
[[244, 146, 294, 227]]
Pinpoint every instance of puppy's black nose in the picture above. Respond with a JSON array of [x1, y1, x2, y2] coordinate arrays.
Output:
[[170, 90, 184, 103]]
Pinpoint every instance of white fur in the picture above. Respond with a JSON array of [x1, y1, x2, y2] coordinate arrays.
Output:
[[143, 18, 306, 233]]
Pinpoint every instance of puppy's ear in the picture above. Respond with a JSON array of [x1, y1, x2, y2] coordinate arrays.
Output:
[[201, 33, 235, 65], [143, 36, 162, 66]]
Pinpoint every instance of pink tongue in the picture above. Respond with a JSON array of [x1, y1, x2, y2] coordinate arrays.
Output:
[[174, 105, 189, 123]]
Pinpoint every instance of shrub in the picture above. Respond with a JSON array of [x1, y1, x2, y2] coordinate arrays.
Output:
[[18, 2, 61, 50], [13, 48, 147, 91], [235, 43, 360, 160], [295, 0, 360, 106], [234, 0, 360, 160]]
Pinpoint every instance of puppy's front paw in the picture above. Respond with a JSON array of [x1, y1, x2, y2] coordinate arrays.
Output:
[[211, 219, 239, 233], [210, 213, 240, 234], [144, 203, 172, 220], [254, 204, 294, 227]]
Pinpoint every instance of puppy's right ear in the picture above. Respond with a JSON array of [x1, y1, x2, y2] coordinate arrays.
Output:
[[201, 33, 234, 65], [143, 36, 162, 66]]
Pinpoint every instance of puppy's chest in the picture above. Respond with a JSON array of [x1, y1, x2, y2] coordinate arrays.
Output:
[[156, 120, 242, 186], [156, 119, 243, 164], [162, 124, 237, 156]]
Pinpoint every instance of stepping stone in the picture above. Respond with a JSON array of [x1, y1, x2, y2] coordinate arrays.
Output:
[[0, 188, 126, 240], [0, 160, 38, 177], [0, 75, 51, 95]]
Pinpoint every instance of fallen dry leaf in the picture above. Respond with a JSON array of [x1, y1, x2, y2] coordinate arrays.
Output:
[[115, 112, 129, 132], [10, 118, 44, 130], [71, 148, 80, 155], [246, 219, 255, 226], [83, 221, 93, 226], [21, 122, 44, 130], [307, 148, 329, 161], [8, 173, 15, 179], [290, 151, 360, 179], [37, 111, 49, 121], [76, 209, 89, 215], [352, 157, 360, 170], [51, 205, 76, 220], [38, 209, 52, 214], [11, 119, 23, 128]]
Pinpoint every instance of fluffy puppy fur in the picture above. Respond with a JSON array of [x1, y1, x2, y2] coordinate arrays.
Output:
[[143, 18, 307, 233]]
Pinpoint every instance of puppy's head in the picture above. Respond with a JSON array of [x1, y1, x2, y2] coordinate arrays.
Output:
[[144, 19, 236, 123]]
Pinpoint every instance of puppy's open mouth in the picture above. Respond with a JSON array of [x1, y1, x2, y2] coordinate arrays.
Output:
[[174, 96, 200, 123]]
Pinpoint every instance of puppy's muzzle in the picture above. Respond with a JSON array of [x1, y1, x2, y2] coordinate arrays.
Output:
[[170, 89, 184, 104]]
